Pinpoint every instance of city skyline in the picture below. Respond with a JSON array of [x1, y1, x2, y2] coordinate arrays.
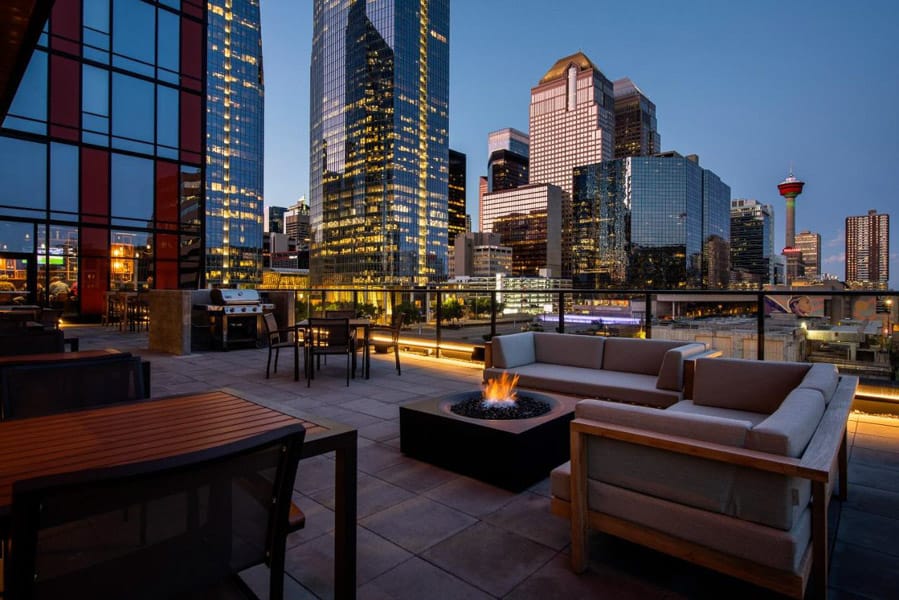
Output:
[[262, 0, 899, 288]]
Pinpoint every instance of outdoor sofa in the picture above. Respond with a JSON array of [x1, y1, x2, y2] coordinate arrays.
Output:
[[550, 357, 858, 599]]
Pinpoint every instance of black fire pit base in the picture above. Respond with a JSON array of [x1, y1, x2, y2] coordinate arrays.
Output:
[[399, 391, 578, 491]]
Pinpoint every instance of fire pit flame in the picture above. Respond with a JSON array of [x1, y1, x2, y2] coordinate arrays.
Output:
[[482, 373, 519, 409]]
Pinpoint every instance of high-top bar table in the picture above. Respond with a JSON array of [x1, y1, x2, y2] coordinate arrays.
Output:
[[0, 389, 358, 599]]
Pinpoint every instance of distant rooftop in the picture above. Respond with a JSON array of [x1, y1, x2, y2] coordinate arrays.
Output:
[[539, 51, 600, 84]]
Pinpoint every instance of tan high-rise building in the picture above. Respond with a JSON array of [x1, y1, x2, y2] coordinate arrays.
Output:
[[795, 231, 821, 280], [846, 209, 890, 287], [529, 52, 615, 196]]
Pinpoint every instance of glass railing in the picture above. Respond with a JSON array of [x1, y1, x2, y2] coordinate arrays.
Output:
[[275, 286, 898, 384]]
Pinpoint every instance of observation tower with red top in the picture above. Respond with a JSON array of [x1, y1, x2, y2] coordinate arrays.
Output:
[[778, 169, 805, 250]]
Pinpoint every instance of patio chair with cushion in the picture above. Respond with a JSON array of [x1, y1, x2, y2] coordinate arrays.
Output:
[[262, 312, 304, 380], [369, 310, 405, 375], [307, 317, 356, 387], [5, 424, 306, 600]]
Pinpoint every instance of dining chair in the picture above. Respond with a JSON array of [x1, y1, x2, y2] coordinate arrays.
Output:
[[6, 424, 306, 600], [262, 312, 304, 380], [0, 355, 145, 421], [325, 309, 356, 319], [306, 317, 355, 387], [369, 310, 406, 375]]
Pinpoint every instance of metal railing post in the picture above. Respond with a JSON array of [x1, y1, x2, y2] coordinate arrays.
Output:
[[435, 289, 442, 359], [558, 291, 565, 333], [352, 290, 358, 315], [490, 290, 497, 339], [644, 292, 653, 339], [757, 293, 765, 361]]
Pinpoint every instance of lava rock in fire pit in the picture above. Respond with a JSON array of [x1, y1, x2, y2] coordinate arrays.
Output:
[[450, 393, 551, 420]]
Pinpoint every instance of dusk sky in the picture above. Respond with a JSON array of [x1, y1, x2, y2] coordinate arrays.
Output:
[[261, 0, 899, 288]]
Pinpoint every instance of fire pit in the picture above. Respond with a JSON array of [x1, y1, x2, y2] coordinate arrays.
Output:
[[449, 373, 552, 420], [399, 376, 577, 491]]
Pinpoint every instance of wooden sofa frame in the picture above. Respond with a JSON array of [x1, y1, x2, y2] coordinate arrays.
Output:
[[551, 375, 855, 599]]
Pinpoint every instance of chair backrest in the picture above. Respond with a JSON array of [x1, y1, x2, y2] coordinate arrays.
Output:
[[325, 309, 355, 319], [263, 312, 281, 344], [308, 317, 352, 351], [0, 329, 65, 356], [1, 355, 146, 420], [7, 424, 305, 600]]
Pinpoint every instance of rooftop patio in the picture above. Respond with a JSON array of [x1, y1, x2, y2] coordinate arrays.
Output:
[[26, 324, 899, 599]]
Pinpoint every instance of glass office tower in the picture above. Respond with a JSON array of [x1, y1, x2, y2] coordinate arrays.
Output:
[[846, 209, 890, 288], [0, 0, 206, 318], [487, 127, 529, 192], [730, 199, 775, 285], [310, 0, 450, 288], [572, 153, 731, 289], [205, 0, 264, 287], [448, 149, 466, 245], [613, 78, 661, 159]]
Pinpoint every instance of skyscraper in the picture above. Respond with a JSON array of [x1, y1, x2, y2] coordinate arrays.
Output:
[[448, 149, 467, 245], [795, 231, 821, 280], [572, 153, 730, 289], [529, 52, 615, 196], [310, 0, 449, 287], [846, 210, 890, 287], [205, 0, 265, 287], [487, 128, 529, 192], [268, 206, 287, 234], [0, 0, 207, 318], [730, 199, 775, 285], [613, 78, 661, 159]]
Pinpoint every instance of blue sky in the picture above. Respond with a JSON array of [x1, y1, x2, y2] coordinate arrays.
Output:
[[261, 0, 899, 287]]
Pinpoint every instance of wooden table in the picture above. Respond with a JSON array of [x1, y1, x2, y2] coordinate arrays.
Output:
[[0, 390, 359, 599], [300, 318, 372, 379], [0, 348, 124, 368]]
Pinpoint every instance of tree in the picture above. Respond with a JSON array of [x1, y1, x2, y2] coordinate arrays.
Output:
[[442, 299, 464, 325]]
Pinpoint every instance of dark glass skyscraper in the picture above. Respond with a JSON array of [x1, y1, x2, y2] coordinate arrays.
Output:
[[487, 128, 529, 192], [205, 0, 264, 287], [0, 0, 206, 318], [730, 199, 775, 285], [310, 0, 450, 287], [572, 153, 730, 289], [613, 78, 661, 159], [448, 149, 466, 245]]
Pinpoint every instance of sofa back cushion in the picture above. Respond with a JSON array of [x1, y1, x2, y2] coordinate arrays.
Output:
[[692, 358, 811, 414], [491, 332, 535, 369], [533, 333, 604, 369], [797, 363, 839, 404], [746, 388, 826, 458], [656, 342, 708, 391], [601, 338, 685, 376], [577, 399, 751, 515]]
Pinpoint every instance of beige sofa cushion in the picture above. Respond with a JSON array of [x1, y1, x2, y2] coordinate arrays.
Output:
[[601, 337, 685, 376], [577, 400, 751, 514], [491, 332, 535, 368], [667, 399, 769, 426], [747, 388, 826, 458], [798, 363, 839, 404], [656, 342, 708, 391], [692, 358, 810, 413], [534, 332, 604, 369]]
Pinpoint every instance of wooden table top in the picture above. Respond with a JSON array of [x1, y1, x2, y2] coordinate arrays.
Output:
[[0, 390, 329, 514], [0, 348, 124, 367]]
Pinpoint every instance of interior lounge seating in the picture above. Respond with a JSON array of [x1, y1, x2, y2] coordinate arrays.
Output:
[[5, 425, 306, 600]]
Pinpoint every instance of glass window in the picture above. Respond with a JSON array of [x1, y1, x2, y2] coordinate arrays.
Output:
[[0, 138, 46, 217], [82, 64, 109, 127], [3, 50, 48, 134], [110, 229, 150, 290], [50, 143, 79, 218], [83, 0, 110, 32], [157, 8, 179, 78], [156, 85, 178, 158], [112, 0, 155, 69], [0, 221, 36, 253], [111, 153, 153, 222], [111, 73, 154, 153]]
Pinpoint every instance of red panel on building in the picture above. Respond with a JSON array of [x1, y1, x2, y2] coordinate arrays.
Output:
[[179, 91, 202, 164], [80, 255, 109, 317], [80, 148, 109, 224], [50, 0, 81, 56], [155, 160, 180, 231], [155, 231, 179, 290], [180, 16, 203, 91], [49, 54, 80, 141]]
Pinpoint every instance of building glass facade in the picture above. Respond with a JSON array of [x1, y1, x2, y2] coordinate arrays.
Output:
[[846, 209, 890, 287], [529, 52, 614, 196], [487, 127, 529, 192], [612, 77, 660, 159], [481, 184, 566, 278], [268, 205, 286, 234], [310, 0, 449, 288], [795, 230, 821, 280], [572, 153, 730, 289], [730, 199, 775, 285], [0, 0, 206, 317], [448, 148, 466, 245], [205, 0, 264, 287]]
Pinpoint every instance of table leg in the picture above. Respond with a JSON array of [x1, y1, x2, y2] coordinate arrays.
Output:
[[333, 435, 357, 600]]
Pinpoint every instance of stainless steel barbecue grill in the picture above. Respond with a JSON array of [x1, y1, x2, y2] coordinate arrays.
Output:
[[193, 289, 274, 350]]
